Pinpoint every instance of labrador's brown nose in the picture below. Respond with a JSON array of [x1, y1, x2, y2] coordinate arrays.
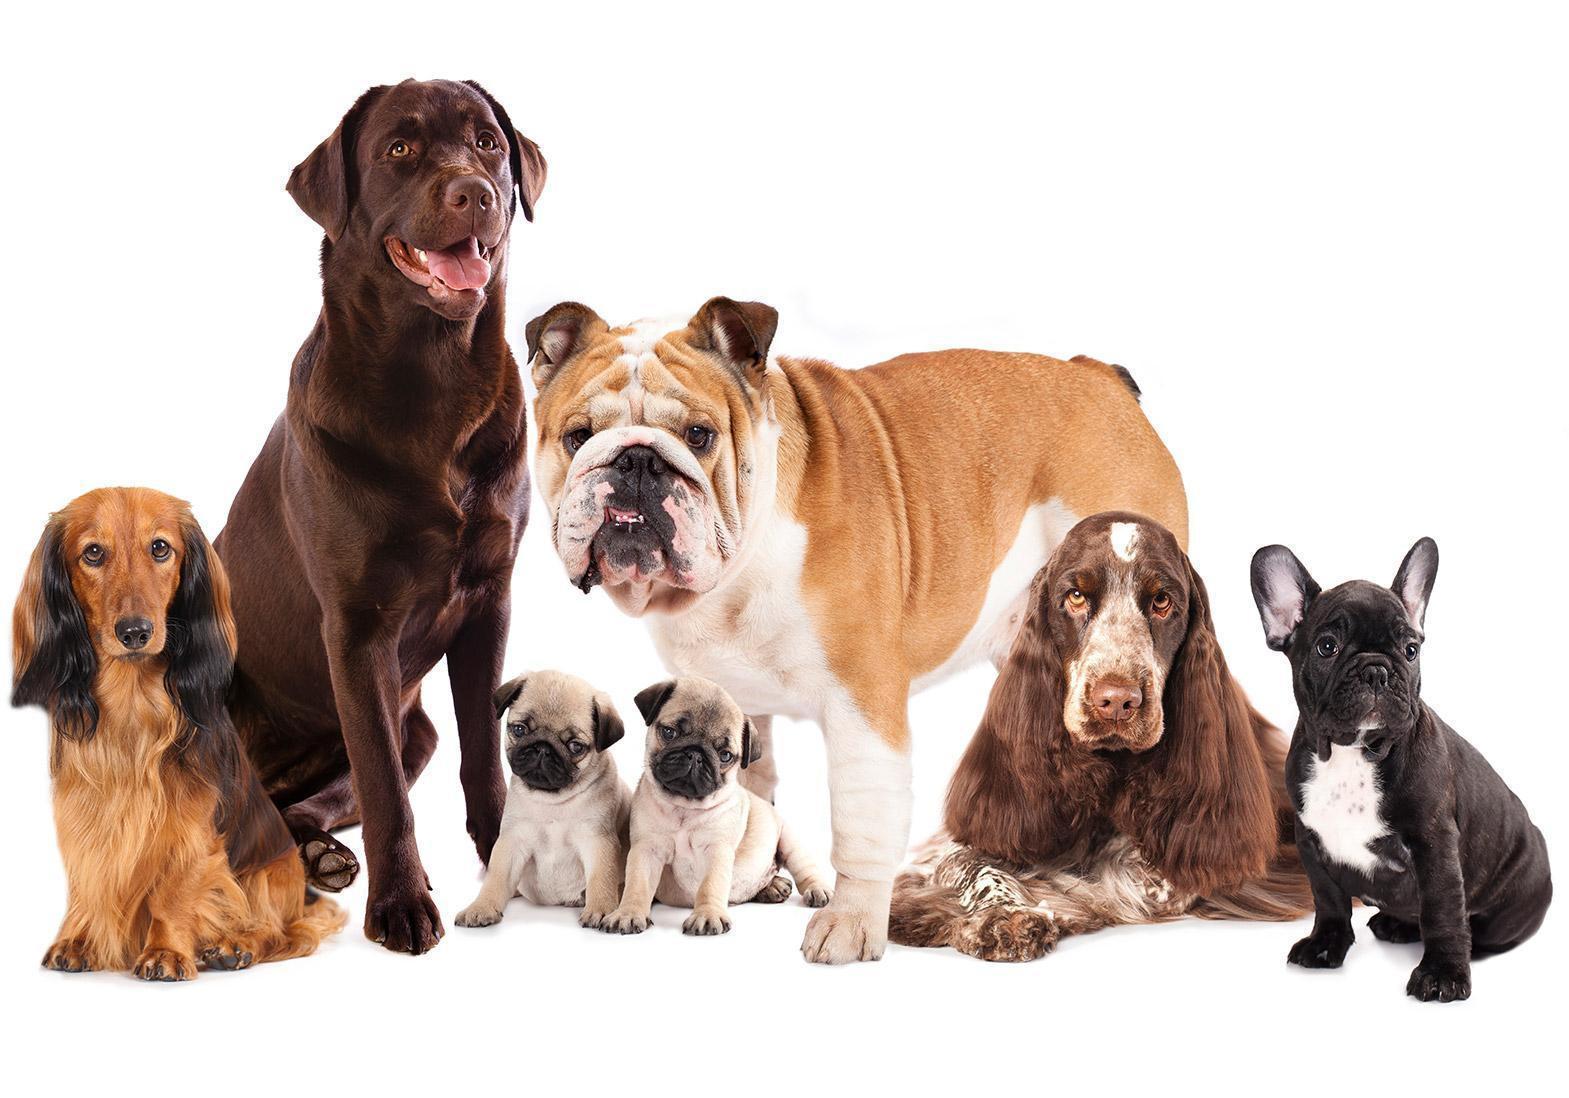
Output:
[[444, 174, 496, 212], [1089, 678, 1143, 722]]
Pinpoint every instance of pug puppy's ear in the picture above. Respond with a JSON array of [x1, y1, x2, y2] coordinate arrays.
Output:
[[634, 680, 677, 727], [1250, 545, 1321, 651], [592, 696, 625, 752], [1392, 537, 1439, 630], [493, 674, 528, 719], [740, 717, 763, 770]]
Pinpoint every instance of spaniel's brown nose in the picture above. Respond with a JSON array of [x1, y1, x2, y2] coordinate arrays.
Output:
[[1089, 678, 1143, 722]]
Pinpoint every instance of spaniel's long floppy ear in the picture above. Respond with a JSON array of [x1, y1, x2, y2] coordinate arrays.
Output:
[[286, 84, 389, 242], [163, 518, 237, 737], [1128, 561, 1276, 896], [11, 519, 98, 740], [462, 81, 547, 222], [944, 571, 1113, 864]]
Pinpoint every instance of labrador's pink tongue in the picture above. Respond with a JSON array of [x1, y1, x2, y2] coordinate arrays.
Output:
[[426, 237, 490, 291]]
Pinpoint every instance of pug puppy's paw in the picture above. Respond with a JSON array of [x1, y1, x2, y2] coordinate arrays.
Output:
[[800, 884, 833, 908], [565, 891, 587, 908], [579, 906, 613, 930], [749, 875, 793, 904], [602, 909, 651, 935], [683, 907, 732, 936], [1407, 957, 1471, 1003], [455, 901, 504, 928]]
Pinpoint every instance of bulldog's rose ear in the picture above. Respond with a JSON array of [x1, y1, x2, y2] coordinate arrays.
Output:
[[1250, 545, 1321, 651], [287, 85, 390, 243], [493, 674, 528, 720], [634, 680, 677, 727], [1392, 537, 1439, 630], [591, 696, 625, 753], [526, 302, 606, 391], [689, 297, 778, 391]]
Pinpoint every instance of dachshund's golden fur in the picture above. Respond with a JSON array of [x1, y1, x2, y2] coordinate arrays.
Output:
[[13, 488, 343, 979]]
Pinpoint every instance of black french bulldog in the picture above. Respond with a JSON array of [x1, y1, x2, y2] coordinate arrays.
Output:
[[1250, 537, 1551, 1002]]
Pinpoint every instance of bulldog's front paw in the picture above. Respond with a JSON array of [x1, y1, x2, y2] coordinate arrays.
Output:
[[801, 878, 890, 964], [365, 881, 444, 954], [1407, 957, 1471, 1003], [601, 908, 651, 935], [133, 947, 196, 982], [683, 907, 732, 936], [454, 901, 504, 928], [579, 906, 613, 930], [42, 938, 92, 973], [1287, 921, 1355, 969]]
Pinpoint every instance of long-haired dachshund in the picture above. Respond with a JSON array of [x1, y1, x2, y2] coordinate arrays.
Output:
[[11, 488, 344, 979], [890, 512, 1309, 961]]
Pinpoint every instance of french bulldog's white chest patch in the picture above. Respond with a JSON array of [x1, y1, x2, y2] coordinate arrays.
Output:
[[1298, 741, 1389, 875]]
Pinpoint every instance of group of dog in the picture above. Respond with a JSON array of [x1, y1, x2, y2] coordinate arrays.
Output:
[[9, 78, 1551, 1002]]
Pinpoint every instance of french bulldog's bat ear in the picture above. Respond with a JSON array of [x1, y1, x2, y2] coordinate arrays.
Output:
[[461, 81, 547, 222], [286, 85, 389, 243], [1392, 537, 1439, 630], [689, 297, 778, 392], [493, 674, 528, 720], [591, 696, 625, 752], [740, 718, 762, 769], [526, 302, 606, 392], [1250, 545, 1321, 651], [634, 680, 677, 727]]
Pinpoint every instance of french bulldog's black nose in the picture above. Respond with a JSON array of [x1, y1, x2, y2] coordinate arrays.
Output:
[[1362, 664, 1390, 695], [615, 445, 666, 478], [115, 616, 153, 650], [444, 174, 496, 212]]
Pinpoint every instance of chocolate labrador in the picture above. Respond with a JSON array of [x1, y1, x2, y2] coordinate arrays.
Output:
[[215, 79, 546, 954]]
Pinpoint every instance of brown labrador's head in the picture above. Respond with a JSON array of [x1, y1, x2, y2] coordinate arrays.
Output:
[[11, 488, 236, 740], [287, 79, 547, 322]]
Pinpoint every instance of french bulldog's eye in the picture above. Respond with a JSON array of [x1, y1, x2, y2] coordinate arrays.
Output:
[[1316, 636, 1339, 658], [150, 538, 173, 562], [564, 428, 593, 455], [567, 740, 587, 757], [81, 543, 105, 567], [476, 130, 498, 151], [388, 139, 412, 158], [659, 724, 679, 742], [1065, 589, 1088, 613], [1149, 592, 1172, 618], [684, 425, 715, 454], [1405, 643, 1420, 661], [718, 749, 735, 764]]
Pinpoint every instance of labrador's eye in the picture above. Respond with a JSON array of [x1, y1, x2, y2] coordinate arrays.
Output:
[[476, 131, 498, 151], [567, 741, 587, 757], [564, 428, 593, 455], [1316, 636, 1339, 658], [388, 140, 411, 158], [82, 544, 105, 567], [150, 538, 172, 562], [1405, 643, 1420, 662]]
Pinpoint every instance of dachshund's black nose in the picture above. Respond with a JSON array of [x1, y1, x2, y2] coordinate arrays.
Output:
[[1362, 664, 1390, 695], [116, 617, 153, 650], [615, 445, 666, 478]]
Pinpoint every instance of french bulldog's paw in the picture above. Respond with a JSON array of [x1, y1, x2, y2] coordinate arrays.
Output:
[[42, 938, 92, 973], [365, 883, 444, 954], [1369, 912, 1421, 943], [579, 907, 613, 930], [1287, 923, 1354, 969], [454, 902, 504, 928], [750, 875, 793, 904], [952, 906, 1060, 963], [299, 831, 360, 893], [801, 888, 888, 964], [1407, 957, 1471, 1003], [602, 909, 651, 935], [198, 942, 254, 971], [132, 947, 196, 982], [683, 908, 733, 936], [800, 884, 834, 909]]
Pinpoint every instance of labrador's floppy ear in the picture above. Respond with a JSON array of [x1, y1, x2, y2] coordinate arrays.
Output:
[[1392, 537, 1439, 631], [286, 84, 389, 242], [163, 517, 237, 737], [687, 297, 778, 396], [634, 680, 677, 727], [11, 518, 98, 741], [462, 80, 547, 222], [526, 302, 607, 392], [591, 696, 625, 752], [493, 674, 528, 720], [1250, 544, 1321, 651], [740, 718, 762, 769]]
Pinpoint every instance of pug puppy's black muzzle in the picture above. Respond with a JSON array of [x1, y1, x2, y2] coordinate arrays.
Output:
[[652, 745, 719, 800], [510, 740, 575, 792]]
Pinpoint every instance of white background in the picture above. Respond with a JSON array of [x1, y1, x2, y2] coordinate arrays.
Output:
[[2, 2, 1563, 1093]]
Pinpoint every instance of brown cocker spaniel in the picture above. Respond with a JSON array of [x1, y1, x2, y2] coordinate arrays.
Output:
[[890, 512, 1309, 962]]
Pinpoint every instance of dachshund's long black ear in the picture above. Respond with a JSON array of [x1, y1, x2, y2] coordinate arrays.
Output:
[[634, 680, 677, 727], [11, 519, 98, 740], [592, 696, 625, 752], [163, 519, 236, 736], [286, 85, 389, 242], [740, 718, 762, 769], [463, 81, 547, 222], [493, 674, 528, 719]]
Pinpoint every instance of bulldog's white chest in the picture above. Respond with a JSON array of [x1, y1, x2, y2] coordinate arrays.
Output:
[[1298, 742, 1390, 875]]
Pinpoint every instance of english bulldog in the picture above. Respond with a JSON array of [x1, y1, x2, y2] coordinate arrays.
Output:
[[527, 296, 1188, 962]]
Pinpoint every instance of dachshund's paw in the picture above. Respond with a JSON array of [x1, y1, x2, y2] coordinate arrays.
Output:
[[952, 907, 1060, 963], [198, 943, 255, 971], [601, 909, 651, 935], [683, 908, 733, 936], [133, 947, 196, 982], [750, 875, 793, 904], [579, 907, 614, 930], [365, 884, 444, 954], [42, 938, 92, 973], [1407, 957, 1471, 1003], [300, 831, 360, 893], [454, 902, 503, 929], [1288, 924, 1354, 969], [1369, 912, 1421, 943]]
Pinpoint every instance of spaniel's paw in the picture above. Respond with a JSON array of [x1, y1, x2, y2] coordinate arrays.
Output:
[[1407, 957, 1471, 1003], [42, 938, 92, 973], [133, 947, 196, 982], [750, 875, 793, 904], [1287, 923, 1354, 969], [953, 907, 1060, 963], [1369, 912, 1421, 943]]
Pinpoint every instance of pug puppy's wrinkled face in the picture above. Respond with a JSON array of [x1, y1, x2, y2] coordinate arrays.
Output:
[[525, 297, 784, 618], [492, 670, 625, 793], [632, 676, 761, 802]]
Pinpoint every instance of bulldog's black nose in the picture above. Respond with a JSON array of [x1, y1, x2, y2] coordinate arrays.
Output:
[[615, 445, 666, 478], [116, 616, 153, 650], [1362, 664, 1390, 695], [444, 174, 496, 212]]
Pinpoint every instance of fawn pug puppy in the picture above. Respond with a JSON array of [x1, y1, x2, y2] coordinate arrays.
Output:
[[455, 671, 631, 929], [602, 676, 832, 935]]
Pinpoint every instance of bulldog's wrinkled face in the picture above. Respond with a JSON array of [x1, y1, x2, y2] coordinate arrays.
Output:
[[1251, 538, 1438, 761], [1043, 512, 1195, 751], [526, 298, 781, 617], [492, 670, 624, 794], [633, 676, 759, 802]]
